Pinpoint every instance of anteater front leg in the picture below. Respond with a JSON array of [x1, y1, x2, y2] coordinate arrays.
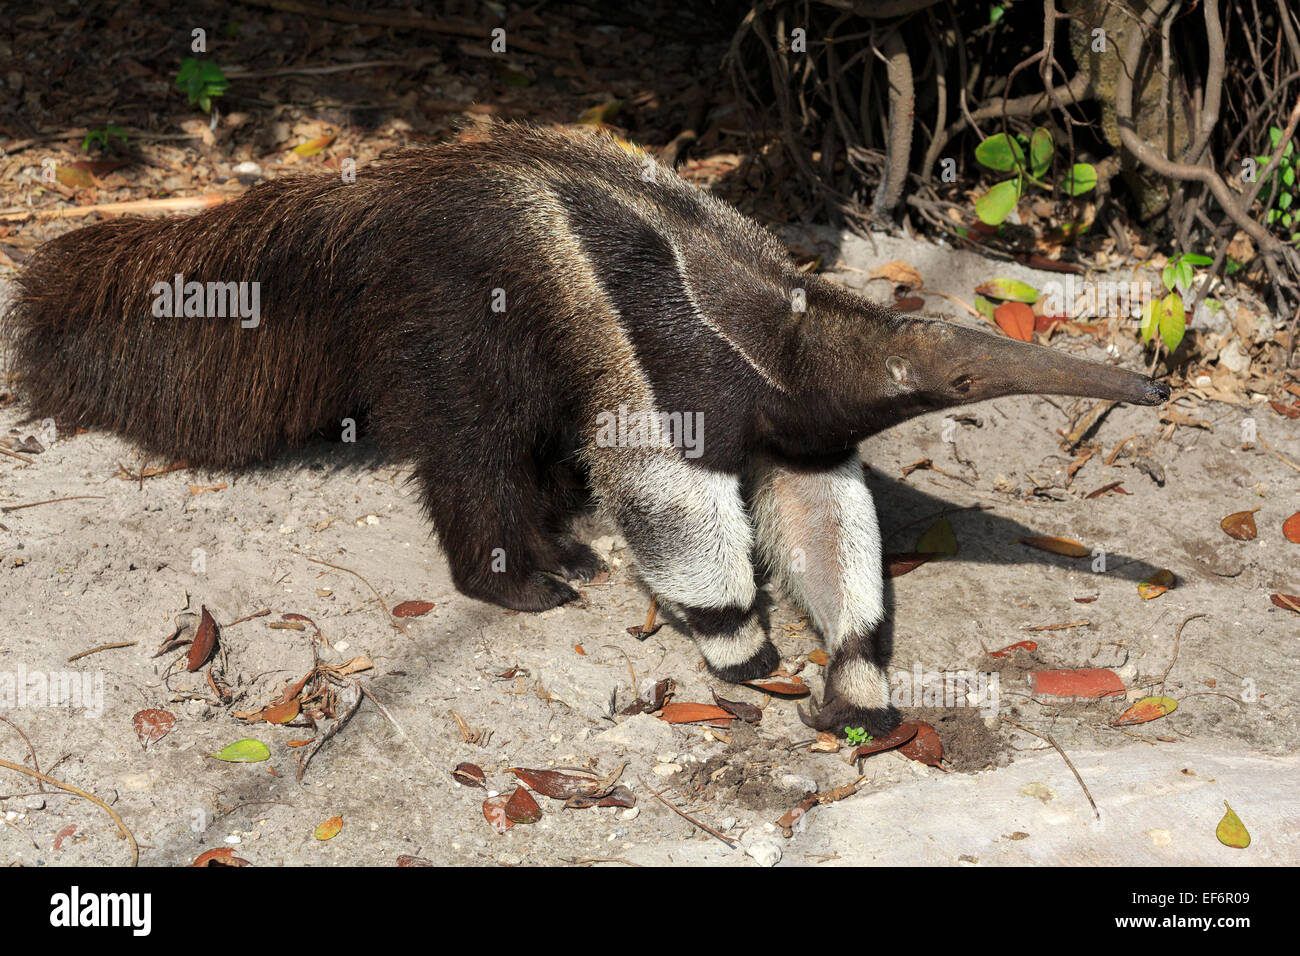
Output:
[[594, 451, 779, 681], [751, 454, 898, 736]]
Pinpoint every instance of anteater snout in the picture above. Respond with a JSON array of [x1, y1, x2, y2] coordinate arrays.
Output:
[[1139, 379, 1171, 405]]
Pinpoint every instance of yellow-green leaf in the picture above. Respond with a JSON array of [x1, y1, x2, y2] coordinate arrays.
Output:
[[314, 815, 343, 840], [974, 278, 1039, 304], [1112, 696, 1178, 726], [578, 101, 622, 125], [916, 516, 958, 556], [1137, 568, 1175, 600], [293, 134, 336, 157], [212, 738, 271, 762], [1216, 801, 1250, 849]]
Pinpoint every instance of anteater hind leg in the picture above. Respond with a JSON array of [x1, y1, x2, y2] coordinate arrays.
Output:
[[751, 454, 897, 736], [415, 457, 579, 613], [594, 451, 778, 680]]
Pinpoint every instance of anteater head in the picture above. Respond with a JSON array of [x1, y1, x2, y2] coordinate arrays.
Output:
[[759, 278, 1168, 456], [875, 315, 1170, 411]]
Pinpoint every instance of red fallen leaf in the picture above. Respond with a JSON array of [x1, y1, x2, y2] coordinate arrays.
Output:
[[742, 677, 810, 697], [1034, 313, 1069, 332], [808, 649, 829, 666], [282, 612, 314, 623], [397, 854, 434, 866], [132, 708, 176, 748], [1074, 595, 1098, 603], [1112, 695, 1178, 727], [711, 690, 762, 723], [1084, 481, 1127, 499], [620, 678, 674, 716], [898, 722, 946, 767], [574, 643, 585, 655], [884, 552, 934, 577], [262, 698, 301, 724], [451, 762, 487, 787], [989, 640, 1037, 658], [187, 605, 218, 671], [508, 767, 617, 801], [483, 794, 514, 834], [994, 301, 1035, 342], [598, 785, 636, 808], [1029, 667, 1125, 699], [659, 701, 735, 724], [894, 295, 925, 311], [504, 787, 542, 824], [53, 824, 78, 850], [192, 847, 251, 867], [1220, 508, 1259, 541], [776, 794, 819, 830], [1270, 593, 1300, 613], [1284, 511, 1300, 543], [392, 600, 435, 618], [1269, 401, 1300, 419], [848, 721, 919, 762]]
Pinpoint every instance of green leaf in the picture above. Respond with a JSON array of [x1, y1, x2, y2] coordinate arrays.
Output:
[[1140, 297, 1158, 343], [916, 515, 958, 557], [1279, 191, 1293, 211], [1061, 163, 1097, 196], [975, 133, 1025, 173], [974, 295, 997, 323], [974, 178, 1021, 225], [1159, 292, 1185, 353], [974, 277, 1039, 303], [1175, 259, 1194, 292], [1029, 127, 1054, 180], [212, 738, 271, 763], [1180, 254, 1214, 267], [1161, 261, 1176, 293], [1216, 801, 1250, 849]]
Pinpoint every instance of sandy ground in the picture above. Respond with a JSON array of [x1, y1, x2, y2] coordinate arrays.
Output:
[[1, 230, 1297, 867]]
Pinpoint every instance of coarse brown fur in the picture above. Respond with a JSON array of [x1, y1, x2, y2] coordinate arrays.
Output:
[[3, 121, 1168, 734]]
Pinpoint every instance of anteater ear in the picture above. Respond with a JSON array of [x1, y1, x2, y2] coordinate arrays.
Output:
[[885, 355, 915, 389]]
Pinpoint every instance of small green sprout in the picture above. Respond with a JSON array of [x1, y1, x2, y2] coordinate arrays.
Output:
[[844, 726, 872, 745], [1255, 125, 1300, 243], [973, 125, 1097, 226], [81, 125, 128, 152], [1141, 251, 1212, 355], [175, 58, 229, 113]]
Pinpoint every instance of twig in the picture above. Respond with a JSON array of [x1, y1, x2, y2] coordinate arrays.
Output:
[[66, 641, 137, 663], [0, 194, 233, 222], [1259, 435, 1300, 473], [225, 608, 272, 627], [1, 495, 105, 513], [299, 554, 410, 638], [1159, 613, 1207, 690], [0, 446, 35, 464], [639, 776, 737, 849], [0, 717, 45, 792], [1002, 719, 1099, 818], [0, 757, 138, 864]]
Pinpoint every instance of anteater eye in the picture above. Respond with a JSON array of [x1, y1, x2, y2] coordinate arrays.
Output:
[[952, 375, 973, 393]]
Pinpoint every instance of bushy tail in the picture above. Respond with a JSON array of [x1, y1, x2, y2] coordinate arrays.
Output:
[[3, 175, 377, 467]]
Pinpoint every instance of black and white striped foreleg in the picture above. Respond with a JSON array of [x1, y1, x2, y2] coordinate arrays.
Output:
[[594, 449, 778, 681], [751, 454, 897, 735]]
